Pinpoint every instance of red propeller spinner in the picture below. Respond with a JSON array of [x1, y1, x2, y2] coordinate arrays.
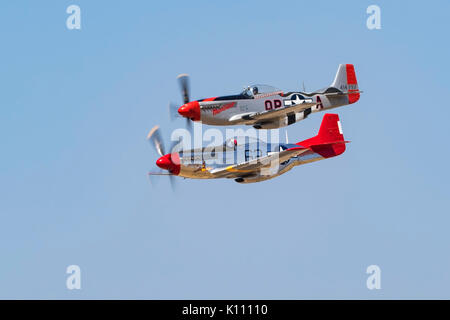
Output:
[[156, 153, 180, 175], [178, 101, 201, 121]]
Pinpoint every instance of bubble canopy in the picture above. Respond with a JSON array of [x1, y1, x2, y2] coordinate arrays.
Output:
[[222, 136, 264, 148], [241, 84, 281, 98]]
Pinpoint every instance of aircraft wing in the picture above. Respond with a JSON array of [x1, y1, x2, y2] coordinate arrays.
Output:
[[229, 101, 317, 123], [208, 146, 308, 179]]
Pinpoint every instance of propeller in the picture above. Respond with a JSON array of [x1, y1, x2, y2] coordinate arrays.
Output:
[[168, 74, 193, 132], [168, 102, 180, 121], [177, 73, 190, 104], [147, 125, 182, 190], [184, 114, 192, 131], [147, 125, 165, 157], [146, 169, 163, 186]]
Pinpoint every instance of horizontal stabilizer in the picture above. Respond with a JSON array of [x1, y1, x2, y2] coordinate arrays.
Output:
[[297, 113, 346, 158], [322, 90, 363, 97]]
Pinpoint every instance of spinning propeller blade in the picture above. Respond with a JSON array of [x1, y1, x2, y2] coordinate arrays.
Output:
[[147, 125, 185, 190], [168, 102, 180, 121], [168, 74, 194, 133], [146, 125, 165, 156], [177, 73, 190, 104], [185, 117, 192, 132]]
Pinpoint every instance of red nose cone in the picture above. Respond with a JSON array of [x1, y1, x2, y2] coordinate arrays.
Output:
[[155, 154, 181, 175], [178, 101, 201, 121], [156, 155, 172, 170]]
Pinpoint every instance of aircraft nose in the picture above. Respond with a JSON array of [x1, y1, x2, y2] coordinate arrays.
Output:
[[156, 155, 173, 170], [177, 105, 190, 117], [155, 153, 181, 175], [177, 101, 201, 121]]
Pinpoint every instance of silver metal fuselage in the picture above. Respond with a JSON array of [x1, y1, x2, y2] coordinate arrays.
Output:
[[176, 140, 324, 183], [198, 91, 348, 129]]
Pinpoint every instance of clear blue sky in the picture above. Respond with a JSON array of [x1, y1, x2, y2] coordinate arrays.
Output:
[[1, 0, 449, 299]]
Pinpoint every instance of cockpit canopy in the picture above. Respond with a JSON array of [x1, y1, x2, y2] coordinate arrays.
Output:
[[223, 138, 237, 148], [223, 136, 263, 148], [241, 84, 281, 98]]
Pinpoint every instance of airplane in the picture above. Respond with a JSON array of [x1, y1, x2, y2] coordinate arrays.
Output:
[[170, 64, 361, 129], [147, 113, 348, 184]]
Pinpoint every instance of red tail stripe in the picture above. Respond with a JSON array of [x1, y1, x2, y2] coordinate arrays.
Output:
[[346, 64, 359, 104], [346, 64, 357, 85]]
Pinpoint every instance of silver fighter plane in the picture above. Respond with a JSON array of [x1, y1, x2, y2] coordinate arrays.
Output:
[[148, 113, 348, 184], [170, 64, 361, 129]]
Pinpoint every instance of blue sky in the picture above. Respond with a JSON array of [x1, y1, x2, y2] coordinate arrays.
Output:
[[1, 0, 449, 299]]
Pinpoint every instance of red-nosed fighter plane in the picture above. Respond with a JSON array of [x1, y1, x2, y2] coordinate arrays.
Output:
[[148, 113, 348, 184], [170, 64, 361, 129]]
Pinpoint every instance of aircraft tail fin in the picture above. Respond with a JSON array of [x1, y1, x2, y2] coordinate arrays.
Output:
[[330, 64, 360, 104], [297, 113, 347, 158]]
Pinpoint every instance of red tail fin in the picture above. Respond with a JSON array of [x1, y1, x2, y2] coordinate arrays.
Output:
[[297, 113, 346, 158]]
